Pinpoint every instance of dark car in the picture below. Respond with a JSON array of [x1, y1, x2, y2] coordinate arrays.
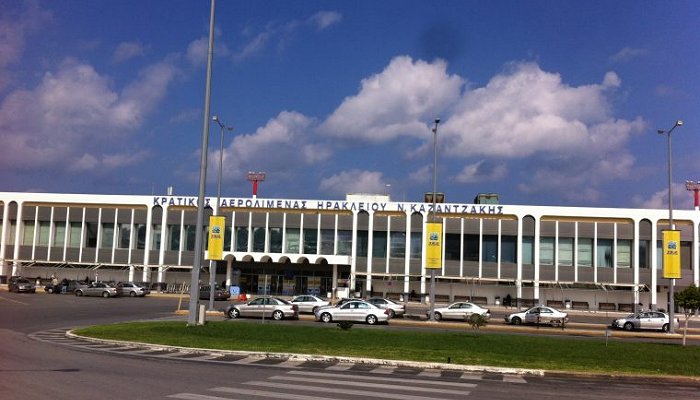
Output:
[[199, 285, 231, 301], [8, 277, 36, 293]]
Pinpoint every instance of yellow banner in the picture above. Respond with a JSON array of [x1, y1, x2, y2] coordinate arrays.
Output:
[[662, 230, 681, 279], [425, 222, 443, 269], [207, 216, 225, 260]]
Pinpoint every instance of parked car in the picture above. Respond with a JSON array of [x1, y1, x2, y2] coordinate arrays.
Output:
[[314, 300, 390, 325], [8, 277, 36, 293], [115, 282, 149, 297], [289, 294, 330, 313], [366, 297, 405, 318], [225, 297, 298, 320], [199, 285, 231, 301], [74, 282, 118, 298], [505, 306, 568, 327], [428, 302, 490, 322], [45, 280, 87, 294], [611, 311, 679, 332]]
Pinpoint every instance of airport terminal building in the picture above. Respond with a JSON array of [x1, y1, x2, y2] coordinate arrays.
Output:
[[1, 191, 699, 312]]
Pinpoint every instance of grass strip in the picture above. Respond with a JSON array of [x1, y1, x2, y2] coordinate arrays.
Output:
[[74, 321, 700, 376]]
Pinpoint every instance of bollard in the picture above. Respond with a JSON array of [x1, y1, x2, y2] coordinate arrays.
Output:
[[198, 304, 206, 325]]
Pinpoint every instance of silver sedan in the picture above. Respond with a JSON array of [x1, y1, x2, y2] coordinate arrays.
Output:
[[429, 302, 490, 322], [365, 297, 405, 318], [289, 295, 330, 313], [505, 306, 568, 326], [225, 297, 299, 320], [314, 300, 390, 325], [74, 282, 118, 298], [611, 311, 679, 332]]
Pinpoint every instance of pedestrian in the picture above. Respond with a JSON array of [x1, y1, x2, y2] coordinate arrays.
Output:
[[504, 294, 512, 308]]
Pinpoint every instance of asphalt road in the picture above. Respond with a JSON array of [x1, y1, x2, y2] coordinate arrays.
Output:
[[1, 290, 699, 400]]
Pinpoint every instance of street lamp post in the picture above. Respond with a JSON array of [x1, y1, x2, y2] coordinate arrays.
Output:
[[209, 115, 233, 311], [658, 119, 683, 334], [428, 118, 440, 322]]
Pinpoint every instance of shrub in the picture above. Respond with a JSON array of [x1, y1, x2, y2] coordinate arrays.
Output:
[[467, 314, 488, 330], [337, 321, 354, 330]]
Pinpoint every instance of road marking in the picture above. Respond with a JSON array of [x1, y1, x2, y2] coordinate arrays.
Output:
[[418, 369, 442, 378], [503, 374, 527, 384], [235, 356, 265, 364], [0, 295, 29, 305], [459, 372, 483, 380], [270, 375, 471, 396], [168, 394, 235, 400], [212, 386, 341, 400], [370, 366, 396, 374], [326, 363, 353, 371], [240, 381, 467, 400], [287, 370, 477, 388], [273, 359, 304, 368]]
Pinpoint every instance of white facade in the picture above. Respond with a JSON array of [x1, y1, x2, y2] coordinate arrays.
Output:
[[1, 191, 698, 311]]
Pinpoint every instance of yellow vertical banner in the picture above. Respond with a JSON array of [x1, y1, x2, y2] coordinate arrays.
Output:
[[425, 222, 443, 269], [662, 229, 681, 279], [207, 216, 225, 261]]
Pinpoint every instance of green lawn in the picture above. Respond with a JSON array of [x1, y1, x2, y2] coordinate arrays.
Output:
[[74, 321, 700, 376]]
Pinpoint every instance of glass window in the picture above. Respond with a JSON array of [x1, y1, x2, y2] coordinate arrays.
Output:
[[38, 222, 50, 246], [522, 236, 534, 264], [285, 228, 299, 253], [118, 223, 131, 249], [638, 240, 649, 268], [135, 224, 146, 250], [54, 222, 66, 247], [617, 239, 631, 268], [167, 224, 180, 251], [69, 222, 82, 248], [101, 223, 115, 248], [597, 239, 613, 267], [320, 229, 334, 254], [501, 236, 517, 263], [372, 231, 387, 257], [464, 234, 479, 262], [22, 221, 35, 245], [540, 237, 554, 265], [151, 224, 161, 251], [410, 231, 422, 259], [483, 235, 497, 262], [356, 230, 368, 257], [558, 237, 573, 266], [578, 238, 593, 267], [337, 230, 352, 255], [303, 229, 317, 254], [236, 227, 249, 251], [84, 222, 97, 248], [269, 227, 282, 253], [185, 225, 197, 251], [390, 231, 406, 258], [253, 227, 265, 252], [444, 233, 460, 261]]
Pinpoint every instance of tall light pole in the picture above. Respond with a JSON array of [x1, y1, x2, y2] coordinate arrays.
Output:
[[658, 119, 683, 334], [428, 117, 440, 321], [188, 0, 217, 326], [209, 115, 233, 310]]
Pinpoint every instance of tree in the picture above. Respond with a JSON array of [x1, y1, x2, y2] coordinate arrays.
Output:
[[674, 284, 700, 346]]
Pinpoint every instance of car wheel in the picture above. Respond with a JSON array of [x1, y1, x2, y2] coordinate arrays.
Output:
[[130, 291, 137, 297], [661, 323, 670, 333], [623, 322, 634, 331], [366, 315, 378, 325], [388, 309, 396, 318], [75, 290, 83, 297], [433, 312, 442, 321], [511, 316, 522, 325], [320, 312, 332, 323], [46, 287, 54, 294], [102, 291, 110, 298], [272, 310, 284, 321], [227, 308, 240, 319], [312, 306, 319, 314]]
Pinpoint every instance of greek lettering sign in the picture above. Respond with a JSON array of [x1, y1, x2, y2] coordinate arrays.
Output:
[[207, 216, 225, 261], [425, 222, 443, 269], [662, 229, 681, 279]]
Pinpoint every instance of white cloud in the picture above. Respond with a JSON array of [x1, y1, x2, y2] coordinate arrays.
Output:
[[307, 11, 342, 31], [634, 182, 694, 210], [0, 57, 178, 172], [455, 161, 507, 184], [320, 170, 386, 197], [609, 47, 649, 63], [320, 56, 464, 142], [112, 41, 147, 63], [409, 165, 432, 184], [186, 33, 230, 66]]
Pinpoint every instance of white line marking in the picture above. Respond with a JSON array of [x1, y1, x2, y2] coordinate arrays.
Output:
[[503, 374, 527, 384], [168, 393, 238, 399], [370, 366, 396, 374], [325, 363, 353, 371], [270, 375, 471, 395], [241, 381, 465, 400], [213, 386, 341, 400], [288, 370, 477, 388]]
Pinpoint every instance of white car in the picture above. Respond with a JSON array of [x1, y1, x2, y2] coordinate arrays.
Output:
[[289, 295, 330, 313], [611, 311, 679, 332], [505, 306, 568, 327], [314, 300, 390, 325], [225, 297, 299, 320], [428, 302, 490, 322], [365, 297, 405, 318]]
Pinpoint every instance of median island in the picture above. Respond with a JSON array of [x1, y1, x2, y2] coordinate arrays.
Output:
[[73, 320, 700, 378]]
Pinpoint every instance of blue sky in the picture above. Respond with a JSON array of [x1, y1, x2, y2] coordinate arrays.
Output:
[[1, 1, 699, 209]]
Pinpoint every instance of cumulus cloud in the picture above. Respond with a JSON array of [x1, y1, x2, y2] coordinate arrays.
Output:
[[211, 111, 331, 185], [633, 182, 693, 210], [319, 170, 386, 197], [609, 47, 649, 63], [186, 33, 230, 66], [320, 56, 463, 142], [112, 41, 147, 63], [455, 161, 507, 184], [0, 57, 179, 172]]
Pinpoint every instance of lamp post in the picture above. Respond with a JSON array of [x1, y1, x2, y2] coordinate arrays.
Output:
[[188, 0, 217, 326], [428, 118, 440, 322], [658, 119, 683, 334], [209, 115, 233, 310], [686, 181, 700, 211]]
